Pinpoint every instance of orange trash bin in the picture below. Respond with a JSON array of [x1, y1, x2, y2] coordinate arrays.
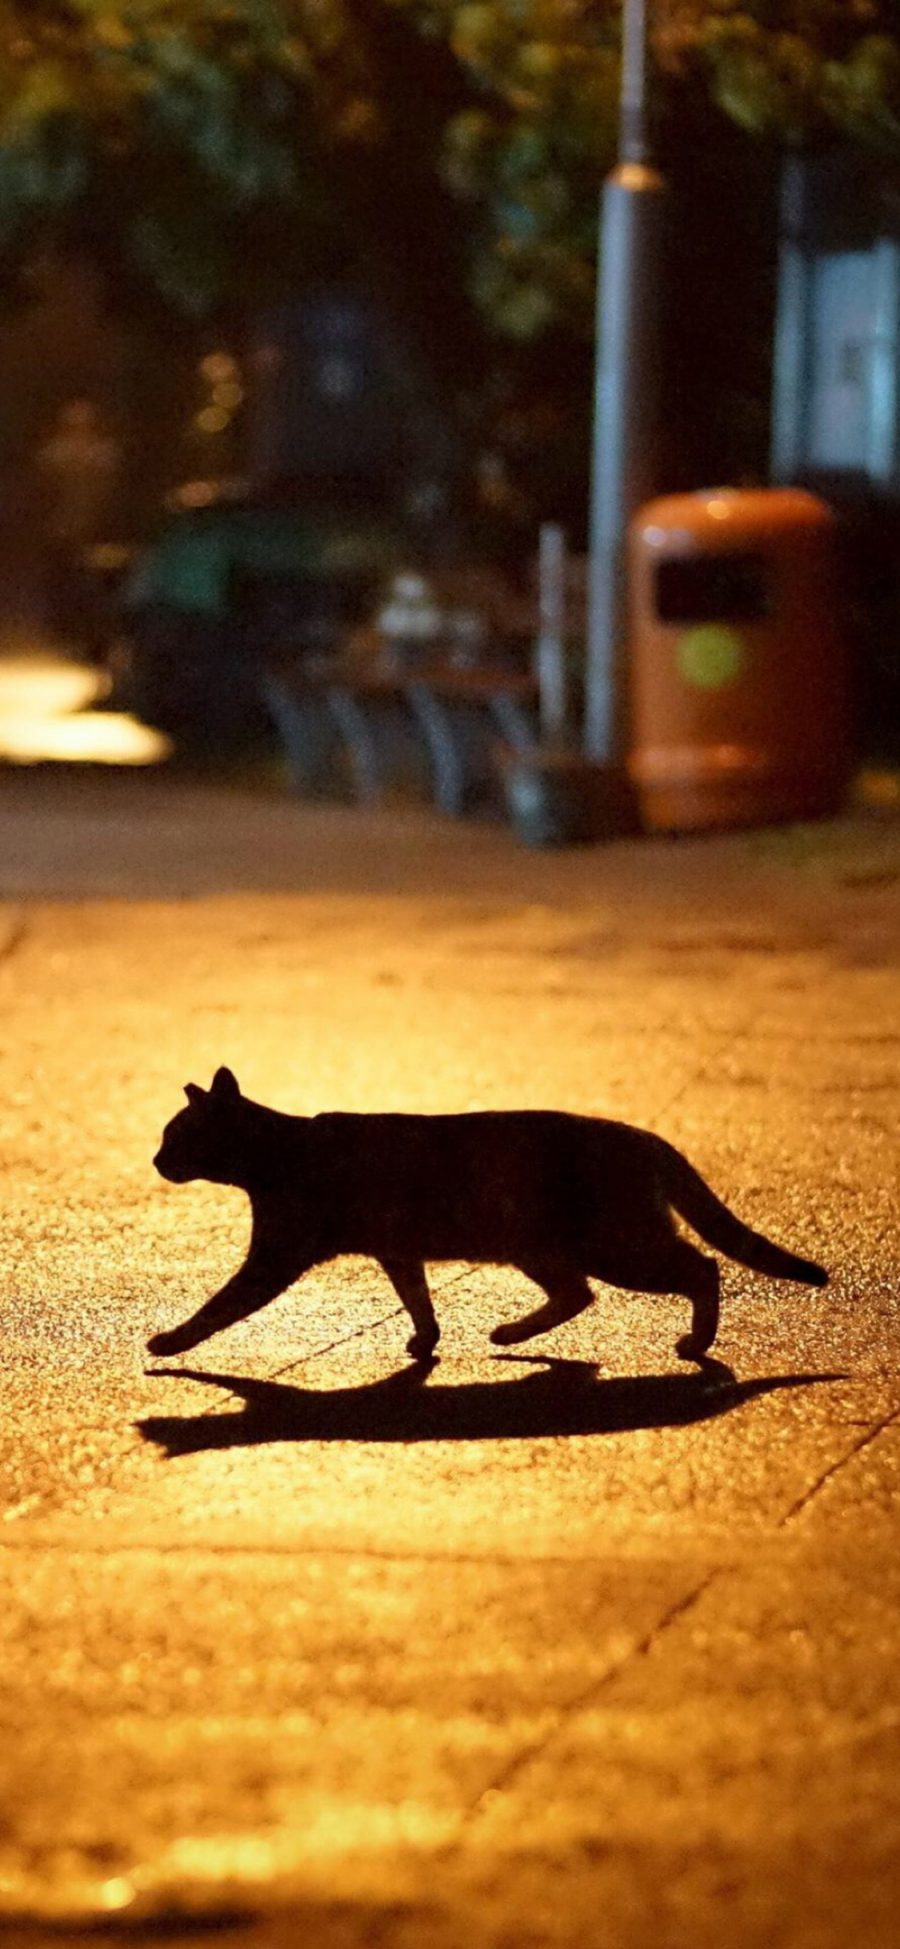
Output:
[[627, 487, 851, 832]]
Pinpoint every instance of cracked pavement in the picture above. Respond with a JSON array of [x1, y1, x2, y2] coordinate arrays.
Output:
[[0, 770, 898, 1948]]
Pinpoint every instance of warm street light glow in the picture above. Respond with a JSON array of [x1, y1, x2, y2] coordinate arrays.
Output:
[[0, 652, 170, 766]]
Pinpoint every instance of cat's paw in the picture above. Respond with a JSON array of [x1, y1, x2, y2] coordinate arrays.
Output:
[[406, 1329, 439, 1362], [676, 1332, 709, 1362], [490, 1321, 526, 1346], [147, 1325, 200, 1357]]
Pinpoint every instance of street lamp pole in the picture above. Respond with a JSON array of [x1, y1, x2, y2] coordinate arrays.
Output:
[[583, 0, 665, 766]]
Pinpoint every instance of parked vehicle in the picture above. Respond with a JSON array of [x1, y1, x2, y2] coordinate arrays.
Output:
[[115, 476, 400, 755]]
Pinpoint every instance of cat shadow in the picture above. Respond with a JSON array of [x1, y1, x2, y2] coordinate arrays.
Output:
[[137, 1355, 845, 1459]]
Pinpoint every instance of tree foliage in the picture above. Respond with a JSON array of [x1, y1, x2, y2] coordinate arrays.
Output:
[[0, 2, 346, 309], [0, 4, 899, 326], [397, 0, 900, 338]]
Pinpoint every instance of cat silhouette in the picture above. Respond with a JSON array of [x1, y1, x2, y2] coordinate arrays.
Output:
[[147, 1067, 828, 1363]]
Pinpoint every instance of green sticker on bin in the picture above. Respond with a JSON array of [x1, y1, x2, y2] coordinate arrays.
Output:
[[676, 623, 746, 689]]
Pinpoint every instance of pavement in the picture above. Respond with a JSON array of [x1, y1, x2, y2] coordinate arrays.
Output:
[[0, 767, 898, 1949]]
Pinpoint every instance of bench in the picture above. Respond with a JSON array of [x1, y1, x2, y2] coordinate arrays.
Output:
[[259, 554, 585, 815], [261, 652, 540, 815]]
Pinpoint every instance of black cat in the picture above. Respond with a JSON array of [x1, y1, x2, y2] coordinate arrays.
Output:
[[147, 1067, 828, 1363]]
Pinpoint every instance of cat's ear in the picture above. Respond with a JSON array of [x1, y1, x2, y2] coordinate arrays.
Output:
[[184, 1082, 206, 1105], [211, 1065, 241, 1102]]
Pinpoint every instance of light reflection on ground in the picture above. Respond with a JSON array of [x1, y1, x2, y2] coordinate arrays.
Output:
[[0, 650, 170, 766]]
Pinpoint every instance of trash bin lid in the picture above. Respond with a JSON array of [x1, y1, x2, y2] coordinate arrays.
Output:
[[632, 487, 835, 551]]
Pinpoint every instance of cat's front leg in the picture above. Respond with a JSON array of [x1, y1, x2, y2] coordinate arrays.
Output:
[[491, 1261, 594, 1345], [379, 1257, 440, 1361], [147, 1244, 312, 1355]]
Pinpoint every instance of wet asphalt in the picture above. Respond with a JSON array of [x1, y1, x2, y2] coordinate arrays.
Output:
[[0, 770, 898, 1948]]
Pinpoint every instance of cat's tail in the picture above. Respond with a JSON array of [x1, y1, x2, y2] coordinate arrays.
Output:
[[659, 1142, 829, 1285]]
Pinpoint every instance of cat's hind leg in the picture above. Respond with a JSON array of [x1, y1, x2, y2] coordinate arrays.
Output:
[[490, 1261, 594, 1346], [672, 1242, 720, 1359], [380, 1257, 440, 1361]]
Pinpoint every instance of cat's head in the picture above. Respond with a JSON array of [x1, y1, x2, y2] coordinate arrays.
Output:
[[154, 1066, 248, 1186]]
